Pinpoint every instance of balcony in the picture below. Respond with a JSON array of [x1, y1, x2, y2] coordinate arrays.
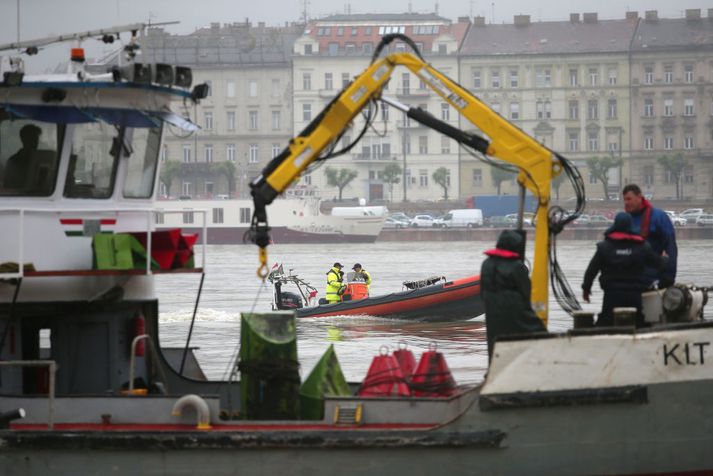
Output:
[[352, 154, 397, 163], [395, 88, 431, 98]]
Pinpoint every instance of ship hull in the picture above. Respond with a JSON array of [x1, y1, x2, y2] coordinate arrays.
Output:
[[296, 275, 482, 321], [3, 378, 713, 475]]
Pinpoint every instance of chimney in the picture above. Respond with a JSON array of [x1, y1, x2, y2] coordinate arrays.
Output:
[[458, 16, 471, 24], [645, 10, 658, 23], [570, 13, 580, 23], [625, 11, 638, 21], [514, 15, 531, 27], [582, 12, 598, 24], [473, 16, 486, 26], [685, 9, 701, 21]]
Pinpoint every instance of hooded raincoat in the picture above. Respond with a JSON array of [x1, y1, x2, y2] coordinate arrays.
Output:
[[480, 230, 546, 361]]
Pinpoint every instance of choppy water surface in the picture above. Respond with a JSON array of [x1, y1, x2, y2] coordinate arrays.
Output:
[[157, 239, 713, 385]]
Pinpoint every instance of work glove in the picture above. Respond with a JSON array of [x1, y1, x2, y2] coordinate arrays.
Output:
[[583, 290, 591, 303], [658, 279, 674, 289]]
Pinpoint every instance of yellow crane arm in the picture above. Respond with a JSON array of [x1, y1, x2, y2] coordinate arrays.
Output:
[[250, 46, 566, 323]]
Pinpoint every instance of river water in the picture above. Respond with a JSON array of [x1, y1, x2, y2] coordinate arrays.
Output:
[[156, 239, 713, 385]]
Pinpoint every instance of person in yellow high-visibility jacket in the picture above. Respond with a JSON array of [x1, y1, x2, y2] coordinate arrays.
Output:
[[325, 262, 346, 304], [351, 263, 372, 289]]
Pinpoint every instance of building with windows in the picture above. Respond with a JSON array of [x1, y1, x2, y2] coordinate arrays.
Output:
[[458, 13, 638, 200], [292, 13, 471, 202], [628, 9, 713, 200], [144, 21, 302, 198]]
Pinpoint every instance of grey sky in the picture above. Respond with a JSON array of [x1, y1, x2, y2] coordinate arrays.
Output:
[[1, 0, 710, 71]]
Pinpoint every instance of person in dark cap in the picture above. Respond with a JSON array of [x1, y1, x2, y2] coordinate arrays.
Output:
[[582, 212, 668, 327], [351, 263, 372, 289], [4, 124, 42, 190], [324, 262, 346, 304], [481, 230, 546, 361]]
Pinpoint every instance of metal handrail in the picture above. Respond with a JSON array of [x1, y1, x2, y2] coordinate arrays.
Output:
[[0, 207, 207, 278], [0, 360, 56, 429]]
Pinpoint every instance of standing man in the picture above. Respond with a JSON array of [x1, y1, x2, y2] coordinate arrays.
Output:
[[325, 262, 345, 304], [351, 263, 372, 288], [582, 212, 668, 327], [622, 184, 677, 288], [481, 230, 546, 361]]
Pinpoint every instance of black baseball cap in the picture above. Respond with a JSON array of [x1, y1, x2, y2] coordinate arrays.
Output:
[[333, 262, 343, 268], [352, 263, 362, 270]]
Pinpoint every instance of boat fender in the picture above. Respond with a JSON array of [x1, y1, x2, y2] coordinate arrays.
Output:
[[171, 394, 212, 430], [393, 342, 416, 380], [132, 313, 146, 357], [357, 346, 410, 398], [411, 343, 456, 398]]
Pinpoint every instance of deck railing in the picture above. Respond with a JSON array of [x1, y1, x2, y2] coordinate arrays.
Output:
[[0, 207, 207, 278]]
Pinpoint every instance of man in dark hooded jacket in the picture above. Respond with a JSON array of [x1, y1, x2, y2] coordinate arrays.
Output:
[[481, 230, 546, 361], [582, 212, 668, 327]]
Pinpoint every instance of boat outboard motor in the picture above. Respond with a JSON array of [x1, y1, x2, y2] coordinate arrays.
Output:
[[276, 291, 303, 310], [662, 284, 708, 322]]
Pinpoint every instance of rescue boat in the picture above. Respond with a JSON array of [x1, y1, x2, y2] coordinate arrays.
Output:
[[270, 267, 482, 321]]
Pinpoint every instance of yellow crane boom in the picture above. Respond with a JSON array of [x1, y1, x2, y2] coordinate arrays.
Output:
[[249, 35, 581, 324]]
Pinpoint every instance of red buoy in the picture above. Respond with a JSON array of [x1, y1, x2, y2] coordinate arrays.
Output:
[[357, 347, 410, 397], [393, 343, 416, 380], [411, 344, 456, 397]]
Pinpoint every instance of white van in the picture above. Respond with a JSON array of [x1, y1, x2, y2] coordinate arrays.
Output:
[[438, 209, 483, 228]]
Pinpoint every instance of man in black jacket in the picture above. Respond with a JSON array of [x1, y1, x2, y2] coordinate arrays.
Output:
[[582, 212, 668, 327], [481, 230, 546, 361]]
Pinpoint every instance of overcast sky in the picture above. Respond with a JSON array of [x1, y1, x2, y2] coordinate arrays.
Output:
[[1, 0, 710, 72]]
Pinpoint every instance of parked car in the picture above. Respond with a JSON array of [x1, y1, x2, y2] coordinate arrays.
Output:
[[696, 214, 713, 226], [680, 208, 705, 222], [383, 217, 409, 229], [504, 213, 534, 227], [409, 215, 436, 227], [389, 212, 411, 222], [588, 215, 611, 227], [572, 214, 591, 226], [487, 215, 512, 228], [438, 209, 484, 228], [665, 211, 687, 227]]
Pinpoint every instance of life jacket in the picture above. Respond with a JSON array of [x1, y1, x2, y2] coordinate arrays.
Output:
[[606, 231, 644, 242], [325, 267, 344, 301], [483, 248, 520, 259]]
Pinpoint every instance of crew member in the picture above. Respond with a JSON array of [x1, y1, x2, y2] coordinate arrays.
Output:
[[582, 212, 668, 327], [351, 263, 372, 288], [4, 124, 42, 190], [325, 262, 345, 304], [481, 230, 546, 361], [622, 184, 677, 288]]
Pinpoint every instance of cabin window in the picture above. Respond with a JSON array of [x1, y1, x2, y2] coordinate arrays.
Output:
[[65, 122, 120, 199], [0, 113, 61, 197], [123, 126, 162, 199]]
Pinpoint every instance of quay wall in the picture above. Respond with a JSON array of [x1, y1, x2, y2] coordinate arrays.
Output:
[[378, 227, 713, 242]]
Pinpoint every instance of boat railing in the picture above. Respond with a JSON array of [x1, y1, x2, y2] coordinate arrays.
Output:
[[0, 360, 56, 429], [0, 207, 207, 278]]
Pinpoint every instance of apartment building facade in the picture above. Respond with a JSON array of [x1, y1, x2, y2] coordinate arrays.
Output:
[[292, 13, 470, 202], [458, 13, 638, 200], [144, 22, 302, 198], [628, 9, 713, 200]]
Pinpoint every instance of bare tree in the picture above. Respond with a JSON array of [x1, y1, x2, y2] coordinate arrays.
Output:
[[657, 153, 686, 200], [432, 167, 450, 201], [324, 166, 358, 201], [381, 163, 402, 202], [586, 156, 623, 199]]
